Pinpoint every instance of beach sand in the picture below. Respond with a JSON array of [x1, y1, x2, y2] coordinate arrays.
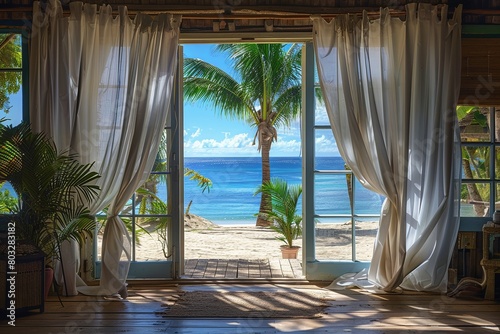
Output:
[[130, 215, 378, 262]]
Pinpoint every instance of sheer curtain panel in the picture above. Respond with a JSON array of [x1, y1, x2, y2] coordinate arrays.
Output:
[[312, 3, 462, 292], [30, 0, 180, 297]]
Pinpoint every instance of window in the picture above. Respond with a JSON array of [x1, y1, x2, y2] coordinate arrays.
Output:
[[94, 118, 174, 265], [459, 106, 500, 229], [93, 47, 176, 277], [311, 103, 384, 262], [0, 31, 26, 214], [0, 32, 24, 126]]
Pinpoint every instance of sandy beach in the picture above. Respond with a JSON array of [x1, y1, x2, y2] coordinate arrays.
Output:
[[130, 215, 378, 262]]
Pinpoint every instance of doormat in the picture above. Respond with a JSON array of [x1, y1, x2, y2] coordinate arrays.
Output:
[[159, 290, 330, 318]]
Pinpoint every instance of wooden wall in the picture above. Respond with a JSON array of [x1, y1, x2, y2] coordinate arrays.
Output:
[[460, 38, 500, 106]]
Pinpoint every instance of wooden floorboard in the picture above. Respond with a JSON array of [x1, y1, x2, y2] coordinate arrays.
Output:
[[2, 283, 499, 333], [181, 258, 304, 279], [226, 259, 238, 279]]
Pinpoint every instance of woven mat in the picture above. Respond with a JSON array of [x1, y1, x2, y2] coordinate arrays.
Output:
[[159, 290, 330, 318]]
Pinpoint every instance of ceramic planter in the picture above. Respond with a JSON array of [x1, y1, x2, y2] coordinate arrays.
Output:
[[280, 245, 300, 259]]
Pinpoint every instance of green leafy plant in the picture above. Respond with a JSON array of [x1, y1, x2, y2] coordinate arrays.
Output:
[[0, 121, 100, 263], [0, 34, 22, 113], [255, 177, 302, 248], [457, 106, 500, 216]]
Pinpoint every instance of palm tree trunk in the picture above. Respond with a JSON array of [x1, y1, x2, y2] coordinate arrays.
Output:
[[0, 34, 15, 52], [462, 155, 486, 216], [256, 139, 272, 227], [345, 163, 353, 211]]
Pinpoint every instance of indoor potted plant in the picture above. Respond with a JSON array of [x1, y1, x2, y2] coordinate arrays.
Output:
[[255, 178, 302, 259], [0, 120, 100, 310]]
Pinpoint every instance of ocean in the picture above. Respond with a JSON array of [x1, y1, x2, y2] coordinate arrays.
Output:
[[1, 156, 476, 225], [0, 156, 385, 225], [184, 156, 385, 225]]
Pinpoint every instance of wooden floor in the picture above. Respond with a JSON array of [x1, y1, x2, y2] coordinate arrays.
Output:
[[2, 282, 499, 333], [183, 258, 304, 279]]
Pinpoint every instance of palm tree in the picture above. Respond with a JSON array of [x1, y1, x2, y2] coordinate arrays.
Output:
[[255, 178, 302, 248], [184, 43, 304, 227], [458, 106, 500, 216]]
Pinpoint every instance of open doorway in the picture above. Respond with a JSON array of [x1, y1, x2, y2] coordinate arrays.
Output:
[[178, 41, 382, 281], [181, 43, 305, 279]]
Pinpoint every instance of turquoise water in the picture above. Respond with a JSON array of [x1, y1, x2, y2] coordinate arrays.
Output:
[[2, 156, 476, 225], [0, 156, 385, 224], [184, 156, 385, 225]]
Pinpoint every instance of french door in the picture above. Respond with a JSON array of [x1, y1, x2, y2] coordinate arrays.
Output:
[[94, 52, 183, 280], [301, 43, 380, 280]]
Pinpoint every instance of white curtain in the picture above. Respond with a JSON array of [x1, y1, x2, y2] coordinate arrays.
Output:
[[312, 3, 462, 292], [30, 0, 180, 297]]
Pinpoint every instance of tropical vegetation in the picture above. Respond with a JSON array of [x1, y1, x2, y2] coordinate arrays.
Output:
[[0, 33, 22, 113], [255, 178, 302, 248], [0, 120, 100, 264], [457, 106, 500, 216], [0, 187, 17, 213], [184, 43, 307, 227], [127, 166, 212, 258], [95, 129, 213, 258]]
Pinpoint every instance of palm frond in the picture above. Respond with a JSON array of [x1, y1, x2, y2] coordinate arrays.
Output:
[[255, 178, 302, 247], [0, 122, 101, 260], [184, 167, 213, 193], [272, 85, 302, 128], [184, 58, 255, 121], [192, 44, 303, 138]]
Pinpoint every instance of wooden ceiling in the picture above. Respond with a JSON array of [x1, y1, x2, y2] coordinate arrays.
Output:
[[1, 1, 500, 34]]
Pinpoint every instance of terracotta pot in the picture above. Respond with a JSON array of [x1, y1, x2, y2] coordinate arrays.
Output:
[[280, 246, 300, 259], [44, 267, 54, 300]]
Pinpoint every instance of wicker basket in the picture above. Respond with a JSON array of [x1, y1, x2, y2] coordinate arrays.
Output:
[[0, 241, 45, 314]]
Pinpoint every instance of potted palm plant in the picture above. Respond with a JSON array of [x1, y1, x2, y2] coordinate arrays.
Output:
[[255, 178, 302, 259], [0, 120, 100, 311]]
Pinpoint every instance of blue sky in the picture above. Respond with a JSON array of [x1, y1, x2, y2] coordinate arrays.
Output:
[[1, 92, 22, 126], [182, 44, 337, 158]]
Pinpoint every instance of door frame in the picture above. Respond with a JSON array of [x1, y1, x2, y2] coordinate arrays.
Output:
[[173, 36, 371, 280]]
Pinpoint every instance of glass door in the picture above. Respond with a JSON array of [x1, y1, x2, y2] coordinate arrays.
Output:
[[94, 49, 183, 280], [302, 43, 383, 280]]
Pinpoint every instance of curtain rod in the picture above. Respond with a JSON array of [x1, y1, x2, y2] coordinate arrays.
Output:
[[0, 5, 475, 19], [1, 7, 403, 17]]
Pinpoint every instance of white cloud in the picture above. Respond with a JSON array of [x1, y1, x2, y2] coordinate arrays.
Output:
[[185, 132, 305, 157], [315, 103, 330, 125], [185, 123, 340, 157], [185, 133, 258, 156], [278, 120, 301, 136], [271, 139, 301, 156], [315, 134, 340, 156]]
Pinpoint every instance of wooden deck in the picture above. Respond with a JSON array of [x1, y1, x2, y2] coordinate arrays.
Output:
[[2, 283, 499, 333], [183, 258, 304, 279]]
